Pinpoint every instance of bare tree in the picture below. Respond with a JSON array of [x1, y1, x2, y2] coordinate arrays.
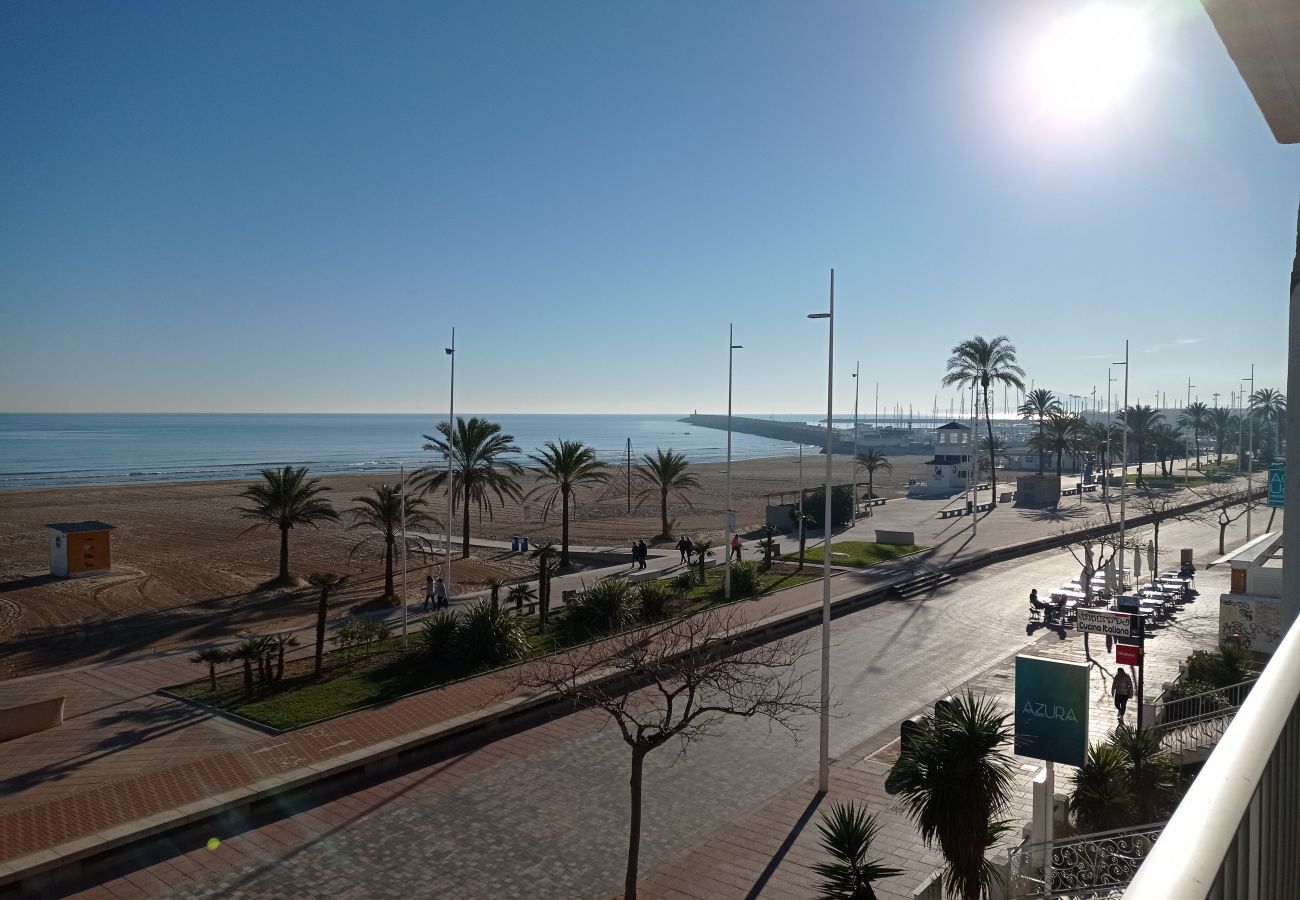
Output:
[[1128, 488, 1196, 577], [1058, 521, 1132, 607], [1192, 479, 1258, 555], [518, 609, 819, 899]]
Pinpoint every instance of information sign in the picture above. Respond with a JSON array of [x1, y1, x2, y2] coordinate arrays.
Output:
[[1269, 461, 1285, 509], [1014, 656, 1089, 767]]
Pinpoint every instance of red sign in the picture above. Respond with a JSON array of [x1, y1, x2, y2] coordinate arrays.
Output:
[[1116, 643, 1141, 666]]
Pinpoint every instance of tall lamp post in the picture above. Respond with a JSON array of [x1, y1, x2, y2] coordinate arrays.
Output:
[[851, 362, 860, 525], [445, 328, 456, 597], [1104, 368, 1117, 501], [1245, 364, 1255, 539], [807, 268, 835, 795], [1114, 342, 1129, 586], [724, 324, 743, 600], [1185, 378, 1195, 486]]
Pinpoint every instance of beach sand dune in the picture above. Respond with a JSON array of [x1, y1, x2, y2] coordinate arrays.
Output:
[[0, 454, 930, 676]]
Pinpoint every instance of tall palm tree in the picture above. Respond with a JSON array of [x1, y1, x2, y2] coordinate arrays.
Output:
[[1152, 424, 1185, 478], [942, 336, 1026, 507], [635, 449, 701, 538], [1207, 407, 1237, 465], [1119, 405, 1162, 487], [854, 449, 893, 503], [307, 572, 347, 678], [1249, 388, 1286, 455], [1178, 401, 1211, 469], [1040, 412, 1081, 477], [190, 647, 230, 692], [236, 466, 339, 583], [526, 440, 608, 567], [889, 690, 1014, 900], [347, 483, 436, 600], [1109, 726, 1182, 824], [1018, 389, 1062, 475], [416, 417, 524, 559], [812, 802, 903, 900]]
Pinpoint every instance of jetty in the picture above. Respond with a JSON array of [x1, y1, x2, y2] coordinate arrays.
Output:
[[679, 414, 856, 453]]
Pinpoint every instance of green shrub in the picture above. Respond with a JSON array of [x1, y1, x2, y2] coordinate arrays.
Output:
[[801, 485, 854, 530], [1186, 643, 1253, 689], [637, 581, 675, 622], [420, 611, 461, 662], [728, 561, 761, 597], [562, 578, 640, 639], [671, 572, 695, 596], [459, 599, 528, 667]]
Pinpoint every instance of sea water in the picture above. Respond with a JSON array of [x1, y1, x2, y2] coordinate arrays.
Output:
[[0, 413, 827, 490]]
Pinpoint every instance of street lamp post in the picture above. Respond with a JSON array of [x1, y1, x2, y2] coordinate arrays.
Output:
[[970, 380, 978, 536], [808, 269, 835, 795], [1115, 341, 1129, 587], [851, 362, 860, 525], [724, 324, 743, 600], [1246, 364, 1255, 539], [1185, 378, 1195, 486], [445, 328, 456, 597], [1104, 368, 1117, 501], [400, 464, 408, 640]]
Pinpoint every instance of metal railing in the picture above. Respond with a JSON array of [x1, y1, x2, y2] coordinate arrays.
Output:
[[1007, 821, 1166, 899], [1122, 607, 1300, 899], [1151, 678, 1257, 753]]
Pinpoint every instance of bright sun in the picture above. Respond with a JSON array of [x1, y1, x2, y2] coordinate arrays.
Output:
[[1028, 5, 1149, 121]]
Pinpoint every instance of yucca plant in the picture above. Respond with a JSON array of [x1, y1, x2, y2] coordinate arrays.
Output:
[[1109, 727, 1181, 824], [190, 647, 230, 692], [693, 538, 714, 587], [1069, 743, 1135, 833], [269, 632, 299, 681], [459, 599, 528, 667], [563, 578, 640, 639], [888, 690, 1014, 900], [636, 581, 675, 622], [757, 524, 780, 570], [420, 610, 461, 664], [728, 560, 761, 598], [484, 576, 506, 610], [811, 802, 902, 900]]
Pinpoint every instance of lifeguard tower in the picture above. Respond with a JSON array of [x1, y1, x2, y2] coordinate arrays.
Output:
[[909, 422, 971, 497], [46, 521, 114, 577]]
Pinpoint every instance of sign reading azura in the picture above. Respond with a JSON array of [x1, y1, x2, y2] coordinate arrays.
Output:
[[1014, 655, 1089, 767]]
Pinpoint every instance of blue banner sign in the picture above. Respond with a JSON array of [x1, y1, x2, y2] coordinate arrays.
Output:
[[1269, 461, 1285, 509]]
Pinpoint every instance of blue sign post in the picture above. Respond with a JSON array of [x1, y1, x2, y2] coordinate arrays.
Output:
[[1014, 655, 1090, 766], [1268, 461, 1285, 509]]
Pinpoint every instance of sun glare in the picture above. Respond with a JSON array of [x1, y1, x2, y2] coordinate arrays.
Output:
[[1028, 5, 1149, 121]]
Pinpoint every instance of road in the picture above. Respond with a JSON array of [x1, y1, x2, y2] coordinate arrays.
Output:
[[71, 515, 1249, 899]]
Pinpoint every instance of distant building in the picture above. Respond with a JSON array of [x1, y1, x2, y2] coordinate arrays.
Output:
[[46, 521, 114, 578], [908, 422, 971, 497], [1218, 531, 1285, 653]]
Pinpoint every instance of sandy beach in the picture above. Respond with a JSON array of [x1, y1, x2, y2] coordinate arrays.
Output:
[[0, 454, 933, 676]]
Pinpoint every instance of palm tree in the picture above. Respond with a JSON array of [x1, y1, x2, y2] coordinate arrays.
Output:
[[1249, 388, 1286, 455], [526, 440, 608, 567], [508, 581, 536, 613], [1152, 424, 1185, 478], [1110, 726, 1181, 824], [347, 483, 435, 600], [854, 449, 893, 503], [635, 449, 701, 539], [307, 572, 347, 678], [416, 417, 524, 559], [1040, 413, 1081, 477], [229, 639, 260, 697], [1018, 389, 1062, 475], [1119, 405, 1162, 487], [484, 576, 506, 610], [1069, 743, 1135, 833], [1178, 401, 1211, 469], [530, 540, 560, 628], [1207, 407, 1237, 465], [888, 690, 1014, 900], [812, 802, 903, 900], [269, 632, 299, 681], [236, 466, 339, 583], [943, 336, 1026, 507], [190, 647, 230, 692], [692, 538, 714, 586]]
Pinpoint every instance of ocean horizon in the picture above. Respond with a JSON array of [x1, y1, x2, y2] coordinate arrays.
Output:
[[0, 412, 839, 491]]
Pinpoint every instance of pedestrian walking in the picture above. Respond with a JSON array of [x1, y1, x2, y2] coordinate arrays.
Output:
[[676, 535, 689, 564], [684, 537, 694, 565], [424, 575, 436, 610], [636, 539, 649, 570], [433, 576, 449, 610], [730, 534, 742, 561], [1112, 668, 1134, 723]]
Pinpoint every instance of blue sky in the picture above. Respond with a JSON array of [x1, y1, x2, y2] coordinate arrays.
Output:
[[1, 1, 1294, 416]]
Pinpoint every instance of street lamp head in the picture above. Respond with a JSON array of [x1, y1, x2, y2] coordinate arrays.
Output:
[[445, 348, 455, 355], [807, 312, 831, 320], [731, 344, 744, 350]]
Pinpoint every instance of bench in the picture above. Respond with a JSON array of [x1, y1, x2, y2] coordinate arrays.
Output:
[[862, 498, 886, 508], [876, 529, 915, 546], [938, 508, 967, 519], [0, 696, 65, 742]]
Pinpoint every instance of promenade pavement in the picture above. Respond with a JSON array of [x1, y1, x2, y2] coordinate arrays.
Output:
[[45, 514, 1249, 898]]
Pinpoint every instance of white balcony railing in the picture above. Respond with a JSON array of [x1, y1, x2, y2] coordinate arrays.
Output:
[[1122, 608, 1300, 899]]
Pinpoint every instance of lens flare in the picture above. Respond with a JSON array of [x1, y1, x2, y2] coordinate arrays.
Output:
[[1028, 5, 1149, 121]]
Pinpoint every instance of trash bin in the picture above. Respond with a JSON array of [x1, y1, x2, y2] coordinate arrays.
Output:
[[518, 536, 529, 552], [510, 536, 521, 552]]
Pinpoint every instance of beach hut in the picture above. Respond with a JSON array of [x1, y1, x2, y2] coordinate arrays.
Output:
[[46, 521, 114, 577]]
